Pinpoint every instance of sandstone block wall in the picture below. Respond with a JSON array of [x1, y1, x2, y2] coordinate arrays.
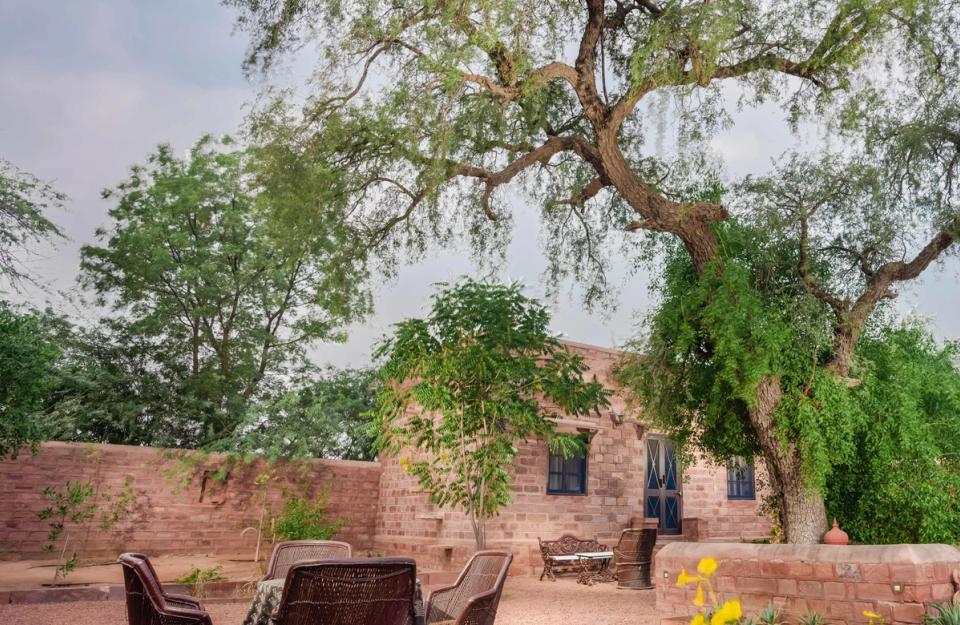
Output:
[[0, 442, 381, 560], [656, 542, 960, 625]]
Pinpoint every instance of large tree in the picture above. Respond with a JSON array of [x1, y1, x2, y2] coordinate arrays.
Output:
[[79, 135, 369, 446], [227, 0, 960, 542]]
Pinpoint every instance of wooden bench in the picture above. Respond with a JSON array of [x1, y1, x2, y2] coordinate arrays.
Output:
[[537, 534, 609, 581]]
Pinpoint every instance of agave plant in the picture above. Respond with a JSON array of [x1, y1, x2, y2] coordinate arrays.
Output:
[[757, 603, 784, 625], [798, 610, 827, 625], [924, 603, 960, 625]]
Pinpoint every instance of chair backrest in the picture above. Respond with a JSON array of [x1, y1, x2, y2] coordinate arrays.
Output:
[[614, 528, 643, 555], [119, 552, 212, 625], [263, 540, 353, 581], [428, 551, 513, 625], [273, 557, 417, 625]]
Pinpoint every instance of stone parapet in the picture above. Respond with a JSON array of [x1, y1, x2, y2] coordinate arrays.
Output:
[[656, 542, 960, 625]]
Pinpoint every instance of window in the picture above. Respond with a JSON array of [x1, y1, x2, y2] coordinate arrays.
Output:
[[727, 456, 755, 500], [547, 445, 588, 495]]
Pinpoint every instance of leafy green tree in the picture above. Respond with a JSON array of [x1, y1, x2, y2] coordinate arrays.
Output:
[[228, 0, 960, 542], [0, 301, 60, 458], [78, 135, 369, 447], [373, 278, 609, 549], [228, 367, 380, 461], [0, 159, 64, 289], [826, 324, 960, 544]]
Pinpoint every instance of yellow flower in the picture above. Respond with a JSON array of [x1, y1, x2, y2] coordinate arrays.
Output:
[[711, 599, 742, 625], [691, 614, 705, 625], [863, 612, 882, 620], [697, 557, 718, 577], [676, 568, 701, 586], [693, 583, 705, 607]]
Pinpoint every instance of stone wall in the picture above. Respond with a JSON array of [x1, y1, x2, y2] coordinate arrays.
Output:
[[656, 542, 960, 625], [374, 341, 773, 575], [0, 442, 381, 560]]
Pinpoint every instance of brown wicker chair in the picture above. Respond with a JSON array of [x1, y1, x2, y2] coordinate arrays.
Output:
[[612, 528, 657, 589], [272, 557, 417, 625], [425, 551, 513, 625], [262, 540, 352, 581], [119, 552, 213, 625]]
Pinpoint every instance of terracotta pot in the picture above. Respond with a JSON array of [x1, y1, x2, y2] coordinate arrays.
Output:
[[823, 518, 849, 545]]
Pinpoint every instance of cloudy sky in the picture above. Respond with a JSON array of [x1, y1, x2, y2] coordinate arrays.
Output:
[[1, 1, 956, 369]]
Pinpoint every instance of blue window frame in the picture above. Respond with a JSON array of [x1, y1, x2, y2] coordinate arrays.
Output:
[[547, 445, 587, 495], [727, 456, 755, 500]]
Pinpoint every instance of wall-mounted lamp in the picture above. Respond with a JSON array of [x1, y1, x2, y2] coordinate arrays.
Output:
[[891, 582, 903, 593], [663, 570, 670, 579]]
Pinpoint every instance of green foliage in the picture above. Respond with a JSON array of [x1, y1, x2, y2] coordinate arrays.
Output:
[[373, 277, 610, 548], [616, 221, 851, 483], [37, 480, 96, 579], [0, 159, 64, 289], [225, 367, 379, 461], [175, 565, 226, 598], [797, 611, 826, 625], [826, 325, 960, 544], [924, 603, 960, 625], [0, 301, 60, 458], [756, 603, 785, 625], [273, 489, 347, 541], [70, 135, 368, 448]]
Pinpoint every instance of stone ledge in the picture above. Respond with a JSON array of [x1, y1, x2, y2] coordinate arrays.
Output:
[[656, 542, 960, 625]]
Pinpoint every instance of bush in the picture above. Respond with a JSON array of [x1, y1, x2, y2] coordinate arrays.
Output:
[[273, 489, 347, 541]]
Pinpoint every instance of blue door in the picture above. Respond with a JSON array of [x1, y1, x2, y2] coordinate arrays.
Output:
[[644, 437, 682, 535]]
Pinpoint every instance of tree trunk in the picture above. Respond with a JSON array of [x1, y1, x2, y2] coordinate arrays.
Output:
[[779, 476, 828, 544], [750, 376, 827, 544]]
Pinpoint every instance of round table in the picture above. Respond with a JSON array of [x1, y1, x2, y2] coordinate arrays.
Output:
[[242, 577, 425, 625]]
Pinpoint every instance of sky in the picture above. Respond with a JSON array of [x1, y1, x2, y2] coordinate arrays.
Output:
[[1, 1, 957, 370]]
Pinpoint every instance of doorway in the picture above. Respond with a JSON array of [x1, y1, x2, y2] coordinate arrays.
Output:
[[644, 436, 682, 535]]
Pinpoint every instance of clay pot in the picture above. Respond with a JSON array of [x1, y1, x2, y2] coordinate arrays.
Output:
[[823, 518, 849, 545]]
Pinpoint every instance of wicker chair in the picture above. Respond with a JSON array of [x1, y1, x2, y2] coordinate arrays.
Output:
[[262, 540, 352, 581], [425, 551, 513, 625], [612, 528, 657, 589], [272, 557, 417, 625], [118, 552, 213, 625]]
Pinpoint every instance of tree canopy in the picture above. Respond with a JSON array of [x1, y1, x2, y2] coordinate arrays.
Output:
[[227, 0, 960, 542], [75, 135, 370, 447], [373, 278, 609, 549], [0, 301, 60, 458]]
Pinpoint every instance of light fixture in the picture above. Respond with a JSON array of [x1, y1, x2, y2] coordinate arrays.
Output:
[[892, 582, 903, 593]]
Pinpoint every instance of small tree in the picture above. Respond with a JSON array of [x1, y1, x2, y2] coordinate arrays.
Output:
[[373, 278, 610, 550]]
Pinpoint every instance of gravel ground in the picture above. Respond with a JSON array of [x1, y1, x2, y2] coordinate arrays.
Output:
[[0, 576, 665, 625]]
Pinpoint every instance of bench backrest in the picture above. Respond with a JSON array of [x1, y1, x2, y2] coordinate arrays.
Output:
[[537, 534, 603, 557]]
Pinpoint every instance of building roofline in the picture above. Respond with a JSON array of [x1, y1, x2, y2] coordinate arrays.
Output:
[[557, 338, 624, 356]]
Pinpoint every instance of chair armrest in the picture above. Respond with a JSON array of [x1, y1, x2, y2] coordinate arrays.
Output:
[[159, 601, 214, 625], [165, 593, 204, 610], [425, 584, 461, 624], [448, 587, 500, 625]]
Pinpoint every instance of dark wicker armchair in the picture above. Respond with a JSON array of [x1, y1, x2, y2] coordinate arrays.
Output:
[[272, 557, 417, 625], [119, 552, 213, 625], [262, 540, 352, 581], [425, 551, 513, 625]]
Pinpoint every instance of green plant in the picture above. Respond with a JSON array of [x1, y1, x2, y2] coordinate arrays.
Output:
[[98, 475, 137, 531], [924, 603, 960, 625], [798, 610, 827, 625], [273, 489, 347, 541], [37, 480, 96, 580], [757, 603, 784, 625], [374, 278, 610, 549], [175, 565, 226, 598]]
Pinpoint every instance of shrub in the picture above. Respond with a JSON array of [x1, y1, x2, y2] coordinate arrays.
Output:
[[273, 489, 347, 541]]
